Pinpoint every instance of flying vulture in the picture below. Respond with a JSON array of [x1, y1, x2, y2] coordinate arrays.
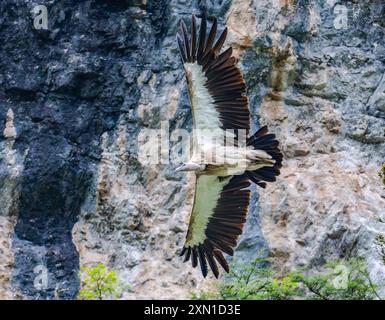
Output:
[[176, 14, 283, 278]]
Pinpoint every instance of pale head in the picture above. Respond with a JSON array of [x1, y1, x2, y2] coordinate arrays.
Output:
[[175, 162, 206, 172]]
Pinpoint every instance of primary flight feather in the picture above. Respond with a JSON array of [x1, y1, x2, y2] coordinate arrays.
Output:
[[176, 14, 283, 278]]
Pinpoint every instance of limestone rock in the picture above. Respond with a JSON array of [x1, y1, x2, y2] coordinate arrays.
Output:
[[0, 0, 384, 299]]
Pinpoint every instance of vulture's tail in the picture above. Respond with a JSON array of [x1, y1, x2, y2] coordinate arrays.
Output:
[[244, 126, 283, 188]]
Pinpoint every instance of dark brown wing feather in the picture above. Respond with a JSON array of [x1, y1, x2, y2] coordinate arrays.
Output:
[[177, 15, 250, 134], [245, 126, 283, 187], [180, 175, 251, 278]]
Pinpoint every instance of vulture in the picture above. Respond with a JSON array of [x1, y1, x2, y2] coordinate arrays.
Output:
[[175, 14, 283, 278]]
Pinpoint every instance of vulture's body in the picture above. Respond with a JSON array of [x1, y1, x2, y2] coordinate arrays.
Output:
[[176, 15, 283, 278]]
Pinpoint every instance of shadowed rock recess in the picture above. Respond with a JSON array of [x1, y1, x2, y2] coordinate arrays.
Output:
[[0, 0, 384, 299]]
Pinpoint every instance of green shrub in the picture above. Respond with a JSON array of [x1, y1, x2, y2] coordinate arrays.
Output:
[[292, 258, 380, 300], [192, 257, 381, 300], [78, 263, 130, 300]]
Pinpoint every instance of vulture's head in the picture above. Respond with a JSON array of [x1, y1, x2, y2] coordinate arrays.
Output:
[[175, 162, 206, 172]]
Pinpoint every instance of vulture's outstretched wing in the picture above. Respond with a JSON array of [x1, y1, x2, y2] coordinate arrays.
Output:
[[177, 15, 250, 137], [176, 15, 283, 278], [180, 175, 251, 278]]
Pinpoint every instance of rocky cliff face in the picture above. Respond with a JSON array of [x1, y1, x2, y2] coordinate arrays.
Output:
[[0, 0, 384, 299]]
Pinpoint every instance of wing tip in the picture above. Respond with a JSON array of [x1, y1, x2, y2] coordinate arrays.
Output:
[[180, 241, 231, 279]]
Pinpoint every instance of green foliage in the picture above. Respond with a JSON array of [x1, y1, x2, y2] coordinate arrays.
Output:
[[78, 263, 129, 300], [214, 257, 302, 300], [192, 257, 381, 300], [219, 257, 272, 300], [191, 291, 218, 300], [292, 258, 380, 300], [265, 273, 300, 300], [192, 257, 297, 300]]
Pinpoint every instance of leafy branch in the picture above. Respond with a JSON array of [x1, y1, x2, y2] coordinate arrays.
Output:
[[193, 256, 382, 300], [78, 263, 130, 300]]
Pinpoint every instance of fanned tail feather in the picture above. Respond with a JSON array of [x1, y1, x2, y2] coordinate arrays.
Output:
[[245, 126, 283, 188]]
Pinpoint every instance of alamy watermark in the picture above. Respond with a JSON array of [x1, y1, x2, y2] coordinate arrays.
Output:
[[33, 264, 48, 290], [333, 5, 349, 30], [326, 0, 363, 30], [32, 5, 48, 30], [331, 264, 349, 289], [137, 122, 249, 169]]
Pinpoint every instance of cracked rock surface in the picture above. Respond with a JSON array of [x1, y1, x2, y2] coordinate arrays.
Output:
[[0, 0, 384, 299]]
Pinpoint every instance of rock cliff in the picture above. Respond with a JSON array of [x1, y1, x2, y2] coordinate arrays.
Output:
[[0, 0, 384, 299]]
